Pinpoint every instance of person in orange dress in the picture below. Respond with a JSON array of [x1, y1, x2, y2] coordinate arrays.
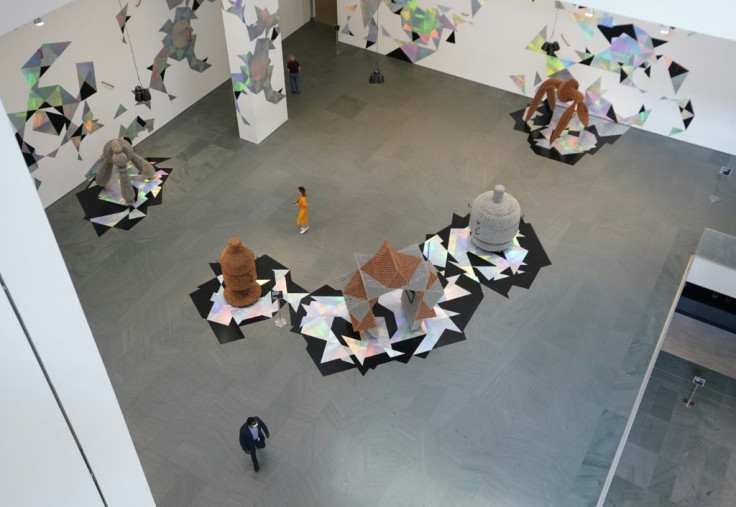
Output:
[[294, 186, 309, 234]]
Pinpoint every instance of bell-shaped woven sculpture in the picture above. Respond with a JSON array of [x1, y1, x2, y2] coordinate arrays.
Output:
[[469, 185, 521, 252], [219, 237, 261, 307]]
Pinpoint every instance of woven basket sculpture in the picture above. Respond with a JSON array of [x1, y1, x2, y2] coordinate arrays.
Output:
[[219, 237, 261, 307], [469, 185, 521, 252], [95, 138, 155, 204], [339, 241, 443, 333]]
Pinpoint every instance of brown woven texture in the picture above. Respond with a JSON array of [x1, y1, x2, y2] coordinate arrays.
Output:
[[415, 301, 436, 320], [346, 240, 439, 331], [361, 241, 401, 287], [427, 270, 439, 289], [343, 270, 368, 299], [220, 237, 256, 274], [397, 253, 422, 283], [219, 237, 261, 307], [352, 311, 377, 332], [361, 241, 423, 289]]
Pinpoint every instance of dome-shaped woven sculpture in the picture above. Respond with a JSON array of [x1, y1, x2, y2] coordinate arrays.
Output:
[[220, 237, 261, 307], [469, 185, 521, 252]]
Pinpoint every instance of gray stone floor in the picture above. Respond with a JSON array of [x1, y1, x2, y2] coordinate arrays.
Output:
[[45, 22, 736, 507], [606, 352, 736, 507]]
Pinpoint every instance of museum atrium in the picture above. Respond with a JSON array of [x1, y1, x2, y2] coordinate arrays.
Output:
[[1, 1, 735, 506]]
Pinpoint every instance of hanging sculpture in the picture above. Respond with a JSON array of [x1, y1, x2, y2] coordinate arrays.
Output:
[[340, 241, 444, 333], [95, 138, 155, 203], [220, 237, 262, 307], [470, 185, 521, 252], [524, 78, 589, 142]]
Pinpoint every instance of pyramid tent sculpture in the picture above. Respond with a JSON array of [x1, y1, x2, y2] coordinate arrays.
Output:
[[340, 241, 443, 332]]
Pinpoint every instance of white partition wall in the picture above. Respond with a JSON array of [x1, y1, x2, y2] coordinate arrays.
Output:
[[0, 288, 104, 507], [0, 94, 154, 505], [686, 229, 736, 299], [280, 0, 312, 39], [221, 0, 288, 143]]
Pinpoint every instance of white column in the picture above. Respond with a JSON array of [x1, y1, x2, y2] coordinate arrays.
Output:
[[221, 0, 288, 143], [0, 94, 154, 505]]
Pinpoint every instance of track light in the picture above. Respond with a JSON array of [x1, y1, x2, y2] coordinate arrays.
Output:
[[585, 9, 594, 17], [660, 25, 671, 35], [33, 18, 44, 26]]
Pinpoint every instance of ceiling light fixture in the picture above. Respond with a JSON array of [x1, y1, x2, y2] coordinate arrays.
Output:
[[585, 9, 594, 17], [660, 25, 671, 35], [33, 18, 44, 26]]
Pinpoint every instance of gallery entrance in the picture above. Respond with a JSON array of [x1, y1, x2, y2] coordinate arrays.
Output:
[[314, 0, 337, 25]]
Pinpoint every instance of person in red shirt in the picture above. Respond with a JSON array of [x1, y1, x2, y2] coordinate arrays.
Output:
[[286, 54, 301, 94]]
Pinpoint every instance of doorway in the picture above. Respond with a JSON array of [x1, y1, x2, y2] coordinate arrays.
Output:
[[314, 0, 337, 25]]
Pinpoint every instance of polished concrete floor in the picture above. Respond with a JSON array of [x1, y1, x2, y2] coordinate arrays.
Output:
[[606, 352, 736, 507], [46, 22, 736, 507]]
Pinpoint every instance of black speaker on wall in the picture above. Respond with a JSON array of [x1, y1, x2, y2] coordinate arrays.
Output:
[[541, 41, 560, 56], [134, 86, 151, 103], [369, 68, 385, 84]]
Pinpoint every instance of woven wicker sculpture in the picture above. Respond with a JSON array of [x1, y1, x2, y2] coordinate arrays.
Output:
[[470, 185, 521, 252], [340, 241, 443, 332], [524, 78, 589, 142], [220, 237, 261, 307], [95, 138, 155, 203]]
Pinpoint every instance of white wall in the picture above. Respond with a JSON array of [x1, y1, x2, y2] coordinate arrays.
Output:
[[281, 0, 312, 39], [0, 0, 229, 207], [337, 0, 736, 156], [0, 287, 104, 507], [221, 0, 289, 143], [0, 0, 312, 207], [0, 94, 154, 505], [687, 257, 736, 300]]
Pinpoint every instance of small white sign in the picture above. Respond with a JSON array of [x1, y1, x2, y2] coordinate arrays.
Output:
[[693, 376, 706, 387]]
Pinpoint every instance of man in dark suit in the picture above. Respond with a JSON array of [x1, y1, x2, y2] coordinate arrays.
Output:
[[239, 416, 270, 472]]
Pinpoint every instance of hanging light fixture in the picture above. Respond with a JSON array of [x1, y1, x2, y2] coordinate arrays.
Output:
[[118, 0, 151, 104], [368, 2, 384, 84], [369, 68, 385, 84], [543, 3, 561, 57]]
